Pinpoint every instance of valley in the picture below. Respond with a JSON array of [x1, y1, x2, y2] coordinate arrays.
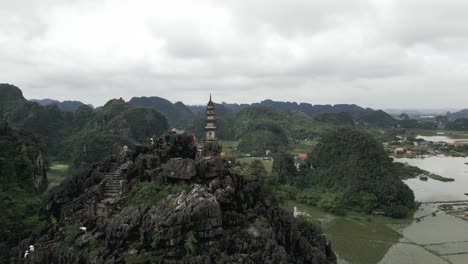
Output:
[[2, 84, 468, 263]]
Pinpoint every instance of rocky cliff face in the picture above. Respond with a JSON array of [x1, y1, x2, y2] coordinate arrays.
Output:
[[17, 132, 336, 264], [0, 122, 48, 262]]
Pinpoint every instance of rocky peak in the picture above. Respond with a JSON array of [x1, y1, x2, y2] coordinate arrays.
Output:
[[18, 132, 336, 264]]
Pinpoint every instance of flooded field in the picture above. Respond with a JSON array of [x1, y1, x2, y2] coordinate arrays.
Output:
[[399, 156, 468, 202], [288, 156, 468, 264], [416, 135, 468, 144]]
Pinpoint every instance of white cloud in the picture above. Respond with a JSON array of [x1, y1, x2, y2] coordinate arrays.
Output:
[[0, 0, 467, 108]]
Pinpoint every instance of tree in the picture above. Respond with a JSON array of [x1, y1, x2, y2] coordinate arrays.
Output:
[[272, 153, 297, 184]]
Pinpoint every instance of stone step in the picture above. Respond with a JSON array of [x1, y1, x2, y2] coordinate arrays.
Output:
[[104, 182, 120, 187], [105, 182, 120, 186], [104, 190, 120, 194], [104, 188, 120, 192], [106, 180, 121, 183], [104, 189, 120, 193]]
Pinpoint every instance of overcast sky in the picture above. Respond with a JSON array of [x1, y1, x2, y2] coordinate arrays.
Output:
[[1, 0, 467, 108]]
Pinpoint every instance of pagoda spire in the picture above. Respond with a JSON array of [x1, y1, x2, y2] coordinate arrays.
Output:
[[202, 94, 221, 157]]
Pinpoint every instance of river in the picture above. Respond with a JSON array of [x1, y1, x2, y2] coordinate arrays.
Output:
[[289, 155, 468, 264]]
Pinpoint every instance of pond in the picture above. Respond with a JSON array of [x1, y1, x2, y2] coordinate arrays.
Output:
[[288, 155, 468, 264]]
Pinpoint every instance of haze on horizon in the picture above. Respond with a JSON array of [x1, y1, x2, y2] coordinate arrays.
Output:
[[1, 0, 468, 109]]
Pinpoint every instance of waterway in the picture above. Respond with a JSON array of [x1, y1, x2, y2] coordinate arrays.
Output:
[[289, 155, 468, 264]]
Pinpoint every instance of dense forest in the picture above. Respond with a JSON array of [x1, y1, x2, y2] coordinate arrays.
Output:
[[0, 84, 169, 171], [266, 129, 415, 218], [0, 122, 47, 262]]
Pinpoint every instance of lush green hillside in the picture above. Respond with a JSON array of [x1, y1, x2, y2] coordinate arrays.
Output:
[[231, 106, 326, 140], [129, 96, 193, 125], [0, 84, 169, 170], [0, 122, 47, 262], [313, 112, 354, 127], [306, 129, 415, 216], [446, 118, 468, 130], [237, 122, 289, 155], [357, 110, 397, 128], [65, 99, 169, 169], [267, 129, 415, 218], [218, 100, 375, 119], [30, 99, 92, 112], [183, 104, 236, 141]]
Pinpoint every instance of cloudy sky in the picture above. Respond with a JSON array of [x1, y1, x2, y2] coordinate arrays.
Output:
[[1, 0, 467, 108]]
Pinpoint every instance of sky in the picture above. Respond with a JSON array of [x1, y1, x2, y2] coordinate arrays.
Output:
[[1, 0, 468, 108]]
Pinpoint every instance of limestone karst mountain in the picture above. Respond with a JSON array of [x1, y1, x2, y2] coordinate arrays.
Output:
[[0, 122, 48, 262], [16, 132, 336, 263]]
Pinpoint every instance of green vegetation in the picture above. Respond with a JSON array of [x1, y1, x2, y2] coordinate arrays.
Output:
[[124, 253, 150, 264], [357, 110, 397, 128], [236, 158, 273, 175], [130, 240, 143, 250], [394, 162, 454, 182], [297, 189, 346, 214], [237, 122, 288, 156], [0, 123, 47, 262], [0, 84, 170, 171], [272, 153, 298, 184], [313, 112, 354, 127], [128, 96, 193, 126], [64, 224, 81, 243], [384, 205, 410, 218], [184, 231, 198, 255], [254, 216, 268, 230], [184, 106, 327, 142], [47, 162, 70, 190], [151, 228, 162, 247], [263, 129, 415, 218], [125, 182, 191, 206], [242, 159, 268, 179], [446, 118, 468, 130], [306, 129, 415, 215], [68, 99, 168, 170], [232, 107, 325, 140], [89, 238, 106, 256]]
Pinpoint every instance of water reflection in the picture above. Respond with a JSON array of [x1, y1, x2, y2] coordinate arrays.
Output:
[[288, 156, 468, 264], [398, 156, 468, 202]]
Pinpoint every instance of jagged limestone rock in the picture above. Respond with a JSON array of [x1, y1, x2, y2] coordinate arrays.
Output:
[[19, 132, 336, 264], [162, 158, 197, 180]]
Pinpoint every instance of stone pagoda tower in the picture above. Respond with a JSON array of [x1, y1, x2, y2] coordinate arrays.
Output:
[[202, 94, 221, 157], [205, 94, 216, 143]]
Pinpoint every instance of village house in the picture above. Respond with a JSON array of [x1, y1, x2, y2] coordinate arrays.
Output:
[[297, 153, 308, 160], [394, 148, 406, 155]]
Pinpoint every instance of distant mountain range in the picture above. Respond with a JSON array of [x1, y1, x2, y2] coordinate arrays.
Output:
[[128, 96, 193, 125], [447, 109, 468, 120], [190, 99, 376, 119], [30, 98, 94, 112]]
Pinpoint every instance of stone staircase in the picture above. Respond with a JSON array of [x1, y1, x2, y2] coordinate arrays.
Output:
[[96, 162, 130, 218], [103, 169, 123, 199]]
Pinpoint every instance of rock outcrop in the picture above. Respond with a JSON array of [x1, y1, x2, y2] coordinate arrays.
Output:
[[17, 132, 336, 264]]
